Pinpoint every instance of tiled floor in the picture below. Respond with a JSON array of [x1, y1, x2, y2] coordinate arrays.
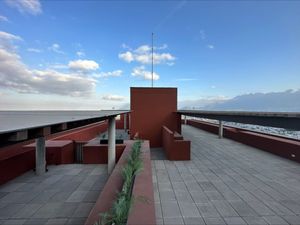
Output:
[[0, 164, 108, 225], [152, 125, 300, 225]]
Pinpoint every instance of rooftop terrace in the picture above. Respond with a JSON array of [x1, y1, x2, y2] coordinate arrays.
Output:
[[153, 125, 300, 225], [0, 164, 107, 225]]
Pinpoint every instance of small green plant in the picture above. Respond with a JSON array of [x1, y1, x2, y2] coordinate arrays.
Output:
[[95, 140, 143, 225]]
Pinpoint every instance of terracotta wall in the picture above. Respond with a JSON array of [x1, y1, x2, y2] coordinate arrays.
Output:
[[162, 126, 190, 160], [130, 87, 180, 147]]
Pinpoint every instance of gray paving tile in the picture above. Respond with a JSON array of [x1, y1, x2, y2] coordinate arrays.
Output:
[[243, 216, 268, 225], [45, 218, 68, 225], [246, 201, 275, 216], [189, 191, 210, 203], [13, 204, 42, 219], [0, 204, 25, 219], [72, 203, 94, 218], [32, 203, 62, 218], [23, 218, 48, 225], [66, 190, 88, 202], [224, 217, 247, 225], [66, 218, 86, 225], [156, 218, 164, 225], [161, 201, 182, 218], [2, 219, 26, 225], [174, 191, 194, 203], [282, 215, 300, 225], [0, 183, 25, 192], [183, 216, 205, 225], [155, 203, 163, 219], [163, 217, 184, 225], [178, 202, 200, 217], [211, 200, 239, 217], [262, 216, 289, 225], [196, 203, 220, 218], [229, 201, 258, 216], [160, 190, 176, 202], [203, 217, 226, 225]]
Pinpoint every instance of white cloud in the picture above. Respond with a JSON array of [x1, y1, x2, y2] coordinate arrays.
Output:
[[121, 43, 131, 49], [119, 44, 175, 65], [211, 85, 216, 89], [27, 48, 42, 53], [94, 70, 122, 78], [0, 31, 22, 52], [207, 44, 215, 49], [76, 51, 85, 57], [131, 66, 159, 80], [48, 43, 64, 54], [118, 51, 134, 63], [0, 31, 96, 97], [102, 94, 125, 101], [49, 63, 68, 70], [0, 31, 22, 42], [5, 0, 42, 15], [68, 59, 99, 72], [0, 15, 9, 22]]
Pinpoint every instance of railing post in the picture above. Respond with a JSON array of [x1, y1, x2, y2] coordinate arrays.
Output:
[[219, 120, 223, 139], [184, 115, 187, 125], [35, 136, 46, 175], [108, 116, 116, 174], [124, 113, 127, 131]]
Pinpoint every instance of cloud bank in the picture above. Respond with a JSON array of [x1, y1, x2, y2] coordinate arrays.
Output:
[[5, 0, 42, 15], [0, 31, 96, 97]]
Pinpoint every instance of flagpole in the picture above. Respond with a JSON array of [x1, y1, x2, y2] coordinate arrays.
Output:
[[151, 32, 154, 88]]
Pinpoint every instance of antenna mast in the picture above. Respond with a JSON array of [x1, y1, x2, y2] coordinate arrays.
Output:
[[151, 32, 154, 88]]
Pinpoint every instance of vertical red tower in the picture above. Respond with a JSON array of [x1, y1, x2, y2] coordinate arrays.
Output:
[[130, 87, 181, 147]]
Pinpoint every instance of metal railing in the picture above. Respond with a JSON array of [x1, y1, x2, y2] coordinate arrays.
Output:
[[177, 110, 300, 131]]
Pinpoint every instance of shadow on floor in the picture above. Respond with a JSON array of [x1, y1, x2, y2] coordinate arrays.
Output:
[[150, 148, 167, 160]]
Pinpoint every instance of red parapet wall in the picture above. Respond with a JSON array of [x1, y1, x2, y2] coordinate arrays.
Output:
[[0, 148, 35, 185], [187, 120, 300, 163], [85, 140, 156, 225], [130, 87, 181, 147], [162, 126, 190, 160], [82, 143, 126, 164], [52, 121, 108, 142]]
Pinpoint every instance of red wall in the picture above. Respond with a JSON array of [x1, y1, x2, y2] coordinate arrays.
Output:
[[130, 87, 180, 147], [162, 126, 190, 160]]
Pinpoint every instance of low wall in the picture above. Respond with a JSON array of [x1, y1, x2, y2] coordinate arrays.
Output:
[[52, 121, 107, 142], [82, 143, 126, 164], [23, 140, 74, 165], [85, 140, 156, 225], [187, 120, 300, 163], [127, 140, 156, 225], [162, 126, 190, 160]]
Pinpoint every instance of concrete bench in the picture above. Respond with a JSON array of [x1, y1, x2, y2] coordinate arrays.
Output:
[[162, 126, 190, 160]]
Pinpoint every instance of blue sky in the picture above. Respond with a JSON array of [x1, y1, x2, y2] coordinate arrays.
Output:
[[0, 0, 299, 109]]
